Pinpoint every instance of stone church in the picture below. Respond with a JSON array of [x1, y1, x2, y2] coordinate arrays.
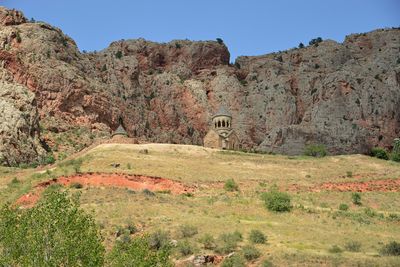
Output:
[[204, 106, 240, 150]]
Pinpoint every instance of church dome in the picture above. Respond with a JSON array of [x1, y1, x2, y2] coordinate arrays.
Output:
[[112, 124, 128, 137], [212, 106, 232, 119]]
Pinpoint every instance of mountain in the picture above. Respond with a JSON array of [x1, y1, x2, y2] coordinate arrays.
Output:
[[0, 7, 399, 166]]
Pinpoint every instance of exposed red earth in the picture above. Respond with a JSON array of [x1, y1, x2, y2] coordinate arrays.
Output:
[[15, 172, 195, 207], [287, 178, 400, 193]]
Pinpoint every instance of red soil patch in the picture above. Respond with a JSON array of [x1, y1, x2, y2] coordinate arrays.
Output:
[[15, 172, 194, 207], [311, 178, 400, 192]]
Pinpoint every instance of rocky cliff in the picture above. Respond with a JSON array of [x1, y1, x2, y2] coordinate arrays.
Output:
[[0, 7, 399, 165]]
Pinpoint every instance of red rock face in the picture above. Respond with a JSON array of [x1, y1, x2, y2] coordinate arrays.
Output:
[[0, 6, 399, 162], [0, 8, 26, 26]]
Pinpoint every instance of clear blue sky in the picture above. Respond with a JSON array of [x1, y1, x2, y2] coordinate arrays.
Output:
[[2, 0, 399, 61]]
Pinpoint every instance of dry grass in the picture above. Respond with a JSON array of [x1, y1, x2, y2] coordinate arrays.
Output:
[[1, 143, 400, 266]]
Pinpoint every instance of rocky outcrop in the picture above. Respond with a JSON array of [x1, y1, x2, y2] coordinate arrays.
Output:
[[0, 6, 399, 163], [0, 81, 45, 166]]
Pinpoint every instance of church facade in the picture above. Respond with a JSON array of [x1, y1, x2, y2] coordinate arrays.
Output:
[[204, 106, 240, 150]]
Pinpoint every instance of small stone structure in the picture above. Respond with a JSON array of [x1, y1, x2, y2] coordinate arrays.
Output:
[[204, 106, 240, 150], [110, 122, 138, 144], [111, 124, 128, 138]]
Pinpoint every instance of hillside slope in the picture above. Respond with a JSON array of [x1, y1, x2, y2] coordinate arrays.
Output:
[[1, 143, 400, 266], [0, 7, 399, 165]]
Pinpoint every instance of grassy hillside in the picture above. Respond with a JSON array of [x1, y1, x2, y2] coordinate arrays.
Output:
[[1, 143, 400, 266]]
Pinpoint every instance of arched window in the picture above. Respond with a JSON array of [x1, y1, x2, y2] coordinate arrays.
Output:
[[227, 121, 230, 128], [218, 121, 221, 128], [222, 120, 226, 127], [214, 122, 217, 128]]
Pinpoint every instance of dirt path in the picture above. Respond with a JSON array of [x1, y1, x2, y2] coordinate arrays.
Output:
[[16, 172, 195, 207]]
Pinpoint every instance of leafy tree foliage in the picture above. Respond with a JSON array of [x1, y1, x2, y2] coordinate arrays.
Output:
[[0, 190, 104, 266]]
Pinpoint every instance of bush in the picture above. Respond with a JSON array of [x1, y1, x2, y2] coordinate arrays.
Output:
[[249, 229, 266, 244], [392, 138, 400, 154], [390, 152, 400, 162], [304, 144, 327, 157], [107, 235, 172, 266], [143, 188, 156, 196], [148, 230, 170, 250], [241, 245, 261, 261], [328, 245, 343, 253], [346, 171, 353, 178], [309, 37, 323, 46], [179, 224, 198, 238], [216, 38, 224, 44], [215, 231, 243, 254], [261, 189, 292, 212], [345, 240, 362, 252], [380, 241, 400, 256], [69, 182, 83, 189], [221, 254, 246, 267], [8, 177, 20, 187], [224, 179, 239, 192], [370, 147, 389, 160], [177, 239, 196, 256], [199, 233, 216, 249], [298, 42, 305, 48], [43, 154, 56, 165], [338, 203, 349, 211], [352, 192, 362, 205], [0, 190, 104, 266], [115, 51, 123, 59]]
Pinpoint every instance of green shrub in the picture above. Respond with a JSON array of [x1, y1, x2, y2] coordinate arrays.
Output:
[[215, 231, 243, 254], [8, 177, 20, 187], [115, 51, 123, 59], [177, 239, 196, 256], [379, 241, 400, 256], [309, 37, 323, 46], [148, 230, 170, 250], [390, 152, 400, 162], [392, 138, 400, 154], [346, 171, 353, 178], [43, 154, 56, 165], [241, 245, 261, 261], [143, 188, 156, 196], [216, 38, 224, 44], [0, 190, 104, 266], [69, 182, 83, 189], [352, 192, 362, 205], [199, 233, 216, 249], [370, 147, 389, 160], [127, 163, 132, 169], [328, 245, 343, 253], [107, 235, 172, 266], [249, 229, 266, 244], [338, 203, 349, 211], [298, 42, 305, 48], [224, 179, 239, 192], [261, 189, 292, 212], [345, 240, 362, 252], [221, 254, 246, 267], [179, 224, 198, 238], [304, 144, 327, 157]]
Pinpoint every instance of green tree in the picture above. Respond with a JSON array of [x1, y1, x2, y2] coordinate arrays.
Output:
[[0, 190, 104, 266]]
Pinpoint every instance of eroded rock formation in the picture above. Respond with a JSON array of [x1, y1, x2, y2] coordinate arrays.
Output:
[[0, 6, 399, 164]]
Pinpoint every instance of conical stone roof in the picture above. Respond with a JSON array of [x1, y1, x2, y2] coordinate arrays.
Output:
[[112, 124, 128, 137], [212, 106, 232, 118]]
